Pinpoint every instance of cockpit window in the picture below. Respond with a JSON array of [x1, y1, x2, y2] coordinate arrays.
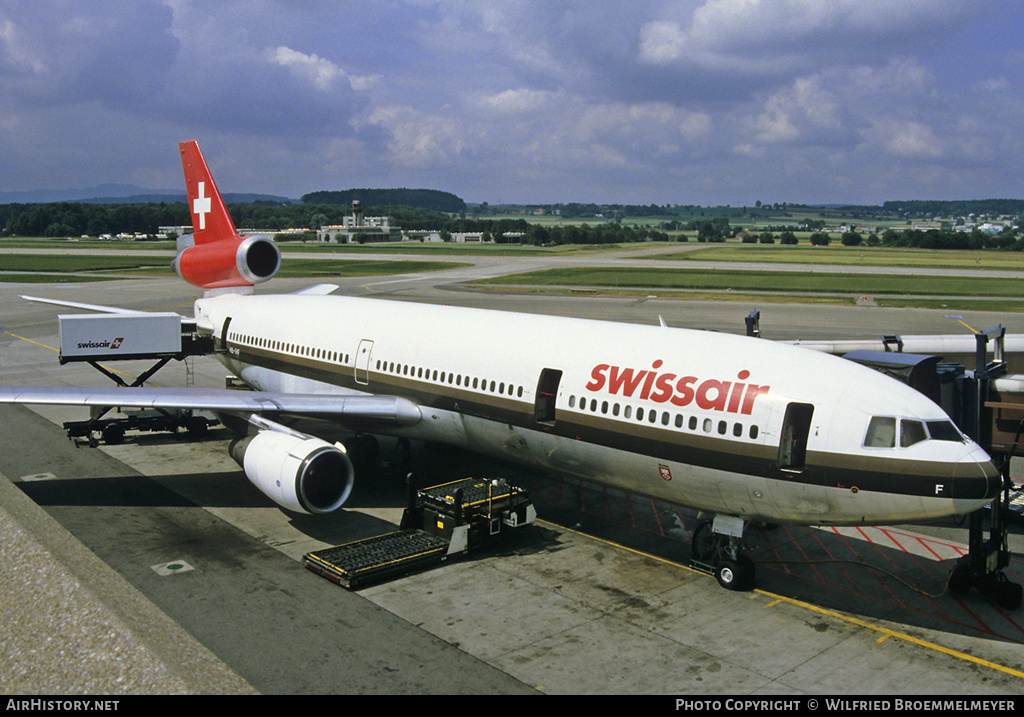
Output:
[[900, 420, 927, 448], [864, 416, 896, 447], [926, 420, 964, 443], [866, 416, 966, 448]]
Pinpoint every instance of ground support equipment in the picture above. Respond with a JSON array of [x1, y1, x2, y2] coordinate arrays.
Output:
[[303, 477, 535, 589], [65, 406, 216, 446]]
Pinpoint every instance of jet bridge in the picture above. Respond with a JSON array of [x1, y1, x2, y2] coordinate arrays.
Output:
[[841, 326, 1022, 609], [748, 310, 1022, 607], [303, 477, 535, 589]]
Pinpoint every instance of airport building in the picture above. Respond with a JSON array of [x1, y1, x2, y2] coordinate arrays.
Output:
[[317, 200, 402, 243]]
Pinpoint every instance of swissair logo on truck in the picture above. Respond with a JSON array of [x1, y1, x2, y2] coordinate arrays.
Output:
[[76, 337, 124, 350], [585, 360, 770, 415]]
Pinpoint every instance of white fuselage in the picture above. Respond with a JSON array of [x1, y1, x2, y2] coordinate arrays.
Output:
[[193, 293, 1000, 527]]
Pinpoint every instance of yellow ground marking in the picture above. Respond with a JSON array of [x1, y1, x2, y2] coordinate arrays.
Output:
[[540, 519, 1024, 681], [2, 330, 159, 385], [759, 591, 1024, 680], [2, 330, 55, 352]]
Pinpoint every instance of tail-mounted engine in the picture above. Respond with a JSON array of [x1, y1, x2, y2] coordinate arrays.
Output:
[[229, 419, 355, 515], [173, 234, 281, 290]]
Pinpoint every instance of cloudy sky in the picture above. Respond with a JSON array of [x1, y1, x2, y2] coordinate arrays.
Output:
[[1, 1, 1022, 206]]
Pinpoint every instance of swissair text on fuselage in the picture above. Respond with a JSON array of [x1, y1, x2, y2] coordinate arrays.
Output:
[[585, 361, 770, 415]]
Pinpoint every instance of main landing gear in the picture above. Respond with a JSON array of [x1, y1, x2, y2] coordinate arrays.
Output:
[[689, 515, 756, 591]]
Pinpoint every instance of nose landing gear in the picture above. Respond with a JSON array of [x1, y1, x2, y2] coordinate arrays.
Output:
[[689, 515, 757, 591]]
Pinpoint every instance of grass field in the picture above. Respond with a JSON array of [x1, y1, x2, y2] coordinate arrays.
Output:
[[477, 265, 1020, 296], [474, 265, 1024, 311], [0, 251, 468, 279], [0, 237, 632, 256], [0, 254, 170, 272], [275, 258, 468, 277], [651, 244, 1024, 270], [3, 238, 1021, 310]]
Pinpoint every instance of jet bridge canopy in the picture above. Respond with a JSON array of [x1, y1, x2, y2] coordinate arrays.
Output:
[[843, 350, 942, 404]]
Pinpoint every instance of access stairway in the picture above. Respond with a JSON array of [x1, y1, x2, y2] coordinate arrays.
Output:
[[302, 477, 535, 589]]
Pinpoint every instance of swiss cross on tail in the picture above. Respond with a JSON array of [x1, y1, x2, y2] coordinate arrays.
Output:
[[193, 182, 212, 230], [179, 141, 239, 244], [172, 140, 281, 290]]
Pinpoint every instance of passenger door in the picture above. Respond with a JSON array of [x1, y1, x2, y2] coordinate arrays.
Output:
[[778, 402, 814, 471], [355, 339, 374, 385], [534, 368, 563, 424]]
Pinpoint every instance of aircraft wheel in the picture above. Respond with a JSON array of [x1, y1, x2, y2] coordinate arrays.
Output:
[[102, 422, 125, 445], [184, 416, 209, 438], [716, 560, 741, 590], [716, 555, 755, 591]]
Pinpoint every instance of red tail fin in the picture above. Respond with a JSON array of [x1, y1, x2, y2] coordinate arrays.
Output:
[[173, 141, 280, 290], [179, 140, 239, 244]]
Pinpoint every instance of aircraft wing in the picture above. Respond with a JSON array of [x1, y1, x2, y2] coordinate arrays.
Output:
[[19, 295, 159, 315], [21, 282, 337, 316], [0, 386, 422, 427]]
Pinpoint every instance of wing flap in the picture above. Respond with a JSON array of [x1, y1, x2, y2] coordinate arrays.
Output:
[[0, 387, 421, 426]]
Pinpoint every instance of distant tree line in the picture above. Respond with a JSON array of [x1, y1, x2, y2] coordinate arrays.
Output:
[[302, 188, 466, 213], [0, 201, 456, 238], [4, 196, 1023, 252], [0, 202, 189, 238], [878, 227, 1022, 250], [0, 200, 667, 245], [688, 217, 731, 242], [802, 227, 1023, 250], [510, 222, 668, 245], [879, 199, 1024, 219]]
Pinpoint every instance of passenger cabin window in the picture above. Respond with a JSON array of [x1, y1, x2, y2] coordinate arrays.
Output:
[[779, 402, 814, 471]]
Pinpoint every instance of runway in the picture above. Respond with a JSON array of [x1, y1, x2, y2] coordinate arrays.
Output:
[[2, 246, 1024, 695]]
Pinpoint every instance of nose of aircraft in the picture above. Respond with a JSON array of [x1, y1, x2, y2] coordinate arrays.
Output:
[[952, 446, 1002, 514]]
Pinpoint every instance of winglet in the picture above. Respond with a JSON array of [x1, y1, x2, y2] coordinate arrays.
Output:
[[179, 140, 240, 244]]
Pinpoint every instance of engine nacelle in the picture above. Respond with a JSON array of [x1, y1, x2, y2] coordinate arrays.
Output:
[[229, 430, 354, 514], [172, 234, 281, 289]]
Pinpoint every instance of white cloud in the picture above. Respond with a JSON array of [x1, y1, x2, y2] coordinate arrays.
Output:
[[0, 17, 46, 76], [0, 1, 1020, 204], [866, 119, 946, 160], [638, 20, 688, 64], [749, 75, 842, 145], [479, 88, 557, 114], [266, 46, 377, 92], [364, 105, 475, 168], [639, 0, 966, 69]]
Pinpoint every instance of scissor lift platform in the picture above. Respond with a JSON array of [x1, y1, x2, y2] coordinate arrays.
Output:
[[303, 477, 535, 589]]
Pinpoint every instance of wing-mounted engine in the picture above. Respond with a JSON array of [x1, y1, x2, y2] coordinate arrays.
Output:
[[229, 417, 354, 514], [173, 233, 281, 290]]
